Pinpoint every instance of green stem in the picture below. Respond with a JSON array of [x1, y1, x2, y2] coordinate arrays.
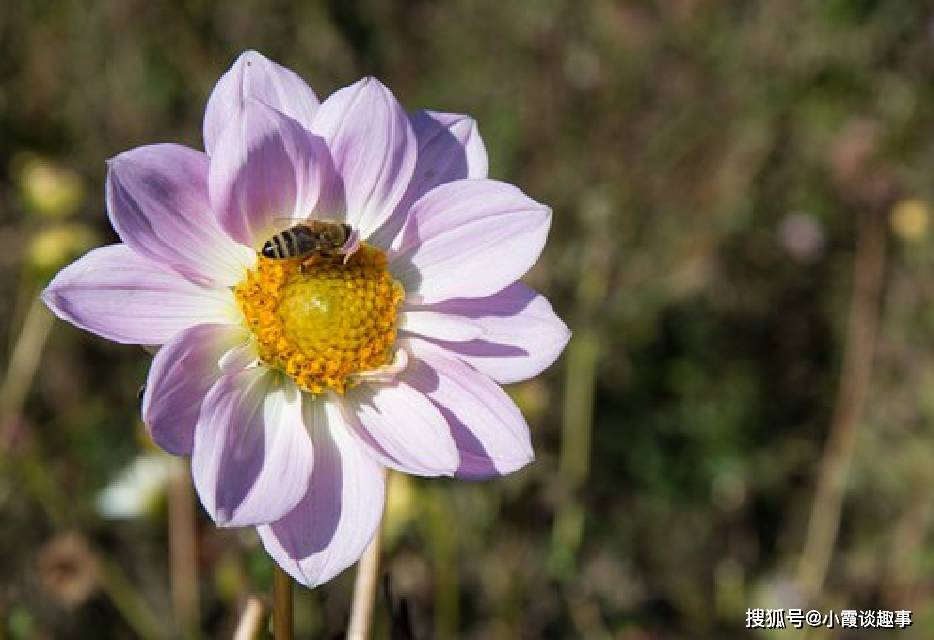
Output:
[[427, 485, 458, 637], [97, 556, 165, 640], [549, 216, 611, 577], [168, 468, 200, 639], [797, 211, 887, 601], [272, 565, 294, 640]]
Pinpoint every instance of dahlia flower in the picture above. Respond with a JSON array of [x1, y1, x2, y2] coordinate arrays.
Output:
[[42, 50, 569, 587]]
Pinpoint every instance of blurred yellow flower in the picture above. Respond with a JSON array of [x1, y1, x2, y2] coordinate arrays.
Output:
[[891, 198, 930, 242], [17, 154, 86, 218], [507, 378, 549, 425], [28, 223, 99, 271]]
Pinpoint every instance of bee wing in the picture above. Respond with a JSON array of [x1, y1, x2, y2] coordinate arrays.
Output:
[[273, 216, 351, 225], [270, 216, 307, 230]]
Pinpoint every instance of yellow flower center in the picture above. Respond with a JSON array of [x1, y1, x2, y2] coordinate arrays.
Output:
[[233, 245, 404, 394]]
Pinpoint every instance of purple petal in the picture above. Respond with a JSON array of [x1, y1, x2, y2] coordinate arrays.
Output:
[[311, 77, 416, 239], [209, 99, 328, 248], [409, 110, 488, 188], [107, 144, 254, 287], [258, 397, 386, 587], [41, 245, 238, 345], [344, 377, 459, 477], [191, 370, 314, 527], [204, 50, 319, 156], [404, 338, 533, 479], [142, 323, 250, 456], [372, 110, 488, 249], [405, 282, 570, 384], [391, 179, 551, 303]]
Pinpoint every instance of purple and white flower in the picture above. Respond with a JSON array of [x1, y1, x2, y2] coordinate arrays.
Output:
[[42, 50, 569, 587]]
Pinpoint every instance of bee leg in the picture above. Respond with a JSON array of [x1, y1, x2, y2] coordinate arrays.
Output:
[[300, 255, 319, 273]]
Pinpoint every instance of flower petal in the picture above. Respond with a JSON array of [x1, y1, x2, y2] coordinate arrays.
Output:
[[343, 378, 459, 477], [191, 370, 314, 527], [391, 179, 551, 303], [372, 110, 488, 249], [405, 282, 570, 384], [107, 144, 254, 287], [204, 50, 319, 156], [404, 338, 534, 479], [257, 396, 386, 588], [400, 309, 484, 341], [209, 99, 328, 248], [311, 77, 416, 239], [409, 110, 487, 188], [142, 323, 251, 456], [41, 245, 239, 345]]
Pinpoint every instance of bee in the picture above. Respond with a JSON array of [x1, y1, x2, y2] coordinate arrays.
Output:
[[261, 220, 354, 266]]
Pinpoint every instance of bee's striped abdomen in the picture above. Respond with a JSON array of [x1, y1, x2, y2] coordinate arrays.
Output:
[[262, 232, 289, 259], [280, 229, 298, 257]]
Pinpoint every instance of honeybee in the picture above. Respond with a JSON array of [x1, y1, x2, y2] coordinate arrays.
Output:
[[261, 220, 354, 264]]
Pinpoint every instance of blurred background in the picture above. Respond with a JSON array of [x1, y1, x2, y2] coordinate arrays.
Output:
[[3, 1, 934, 638]]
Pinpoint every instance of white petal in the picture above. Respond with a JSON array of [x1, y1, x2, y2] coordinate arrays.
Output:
[[406, 282, 570, 384], [143, 323, 251, 455], [209, 99, 329, 248], [258, 396, 386, 587], [404, 338, 534, 478], [343, 379, 459, 477], [391, 179, 551, 303], [204, 50, 319, 155], [106, 143, 254, 287], [311, 77, 417, 238], [191, 370, 314, 527], [400, 310, 484, 341], [42, 245, 239, 345]]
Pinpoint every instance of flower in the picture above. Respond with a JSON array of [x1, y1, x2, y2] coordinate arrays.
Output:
[[18, 153, 86, 219], [41, 50, 569, 587], [96, 453, 183, 520]]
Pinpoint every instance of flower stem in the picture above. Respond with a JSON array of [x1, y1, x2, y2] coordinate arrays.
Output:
[[272, 565, 293, 640], [168, 466, 200, 639], [796, 210, 887, 601], [426, 485, 458, 637], [97, 555, 165, 640], [347, 471, 387, 639], [0, 295, 53, 425], [550, 205, 612, 578]]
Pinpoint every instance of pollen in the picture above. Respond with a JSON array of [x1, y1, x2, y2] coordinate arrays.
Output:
[[233, 245, 404, 394]]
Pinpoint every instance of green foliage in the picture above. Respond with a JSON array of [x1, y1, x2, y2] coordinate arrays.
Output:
[[3, 0, 934, 637]]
